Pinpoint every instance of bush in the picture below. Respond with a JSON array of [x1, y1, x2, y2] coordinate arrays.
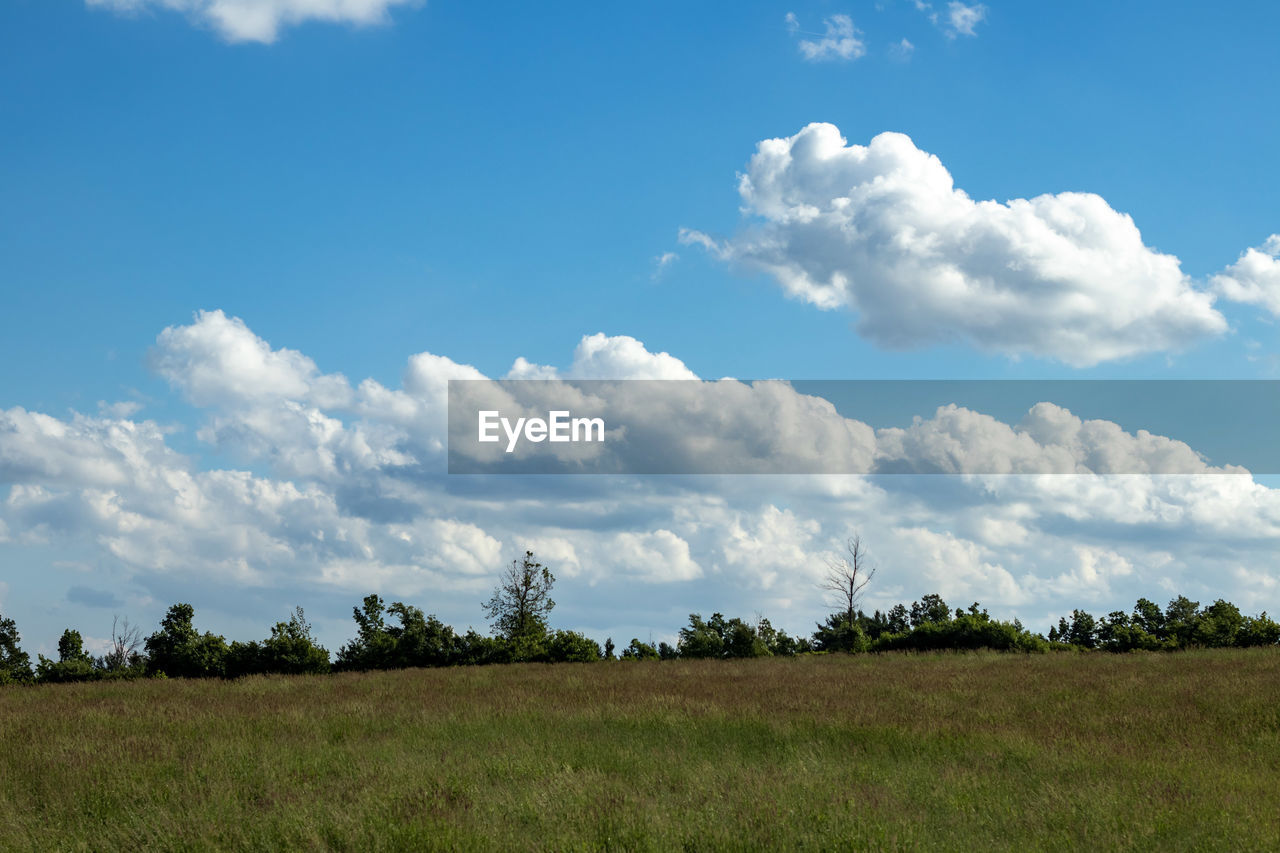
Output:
[[549, 631, 603, 662]]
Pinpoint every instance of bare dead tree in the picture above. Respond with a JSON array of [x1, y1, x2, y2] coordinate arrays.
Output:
[[100, 615, 145, 672], [821, 534, 876, 626]]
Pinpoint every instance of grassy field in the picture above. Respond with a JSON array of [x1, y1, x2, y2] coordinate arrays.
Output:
[[2, 650, 1279, 851]]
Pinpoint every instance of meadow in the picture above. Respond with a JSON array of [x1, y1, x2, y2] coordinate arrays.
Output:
[[2, 649, 1278, 851]]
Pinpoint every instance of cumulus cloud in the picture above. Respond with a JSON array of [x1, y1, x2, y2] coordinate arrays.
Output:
[[1212, 235, 1280, 316], [508, 333, 698, 381], [84, 0, 420, 44], [682, 123, 1228, 365], [153, 310, 352, 409], [785, 13, 866, 62]]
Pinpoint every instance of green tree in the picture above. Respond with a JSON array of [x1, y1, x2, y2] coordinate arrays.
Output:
[[621, 638, 660, 660], [386, 603, 458, 668], [548, 630, 602, 662], [1239, 612, 1280, 647], [261, 607, 330, 674], [1132, 598, 1165, 638], [0, 613, 32, 684], [144, 603, 228, 678], [483, 551, 555, 656], [336, 594, 398, 670], [1066, 609, 1098, 649], [886, 603, 910, 634], [812, 612, 870, 653], [229, 607, 331, 677], [677, 613, 725, 659], [36, 628, 97, 683], [1194, 599, 1243, 648], [910, 594, 952, 628], [1164, 596, 1201, 648]]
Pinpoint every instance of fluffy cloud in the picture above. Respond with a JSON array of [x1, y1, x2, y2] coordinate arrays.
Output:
[[85, 0, 420, 44], [509, 333, 699, 381], [944, 2, 987, 37], [1212, 235, 1280, 316], [682, 123, 1228, 366], [153, 310, 352, 409], [785, 13, 866, 62]]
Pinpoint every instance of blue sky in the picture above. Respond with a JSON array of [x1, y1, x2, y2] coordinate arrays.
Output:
[[2, 1, 1280, 656]]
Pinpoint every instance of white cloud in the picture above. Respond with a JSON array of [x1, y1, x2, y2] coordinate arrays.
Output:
[[683, 123, 1228, 366], [611, 530, 702, 583], [786, 13, 866, 62], [945, 2, 986, 37], [1212, 235, 1280, 316], [652, 251, 679, 281], [85, 0, 420, 44], [154, 310, 352, 409], [509, 332, 699, 381], [720, 505, 822, 590], [876, 402, 1229, 475], [891, 526, 1028, 605], [912, 1, 986, 38], [889, 38, 914, 59]]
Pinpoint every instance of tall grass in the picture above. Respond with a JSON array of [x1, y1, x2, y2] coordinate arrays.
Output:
[[2, 650, 1278, 851]]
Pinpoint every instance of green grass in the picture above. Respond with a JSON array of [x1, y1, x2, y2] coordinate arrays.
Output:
[[2, 650, 1279, 851]]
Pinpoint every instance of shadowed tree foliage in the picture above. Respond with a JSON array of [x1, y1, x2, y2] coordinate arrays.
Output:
[[0, 613, 33, 685], [621, 639, 660, 660], [678, 613, 778, 659], [335, 595, 460, 671], [1052, 596, 1280, 652], [547, 630, 603, 662], [812, 612, 870, 653], [874, 603, 1048, 653], [36, 629, 96, 684], [909, 594, 952, 629], [144, 603, 229, 679], [227, 607, 330, 677]]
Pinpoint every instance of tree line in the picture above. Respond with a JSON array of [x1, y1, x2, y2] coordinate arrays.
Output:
[[2, 549, 1279, 686]]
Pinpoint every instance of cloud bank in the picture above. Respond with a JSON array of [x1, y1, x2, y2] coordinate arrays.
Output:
[[4, 312, 1280, 648]]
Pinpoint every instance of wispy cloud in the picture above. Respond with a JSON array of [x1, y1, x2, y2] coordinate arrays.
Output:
[[785, 12, 866, 62], [912, 0, 988, 38], [652, 252, 679, 281], [85, 0, 422, 44]]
